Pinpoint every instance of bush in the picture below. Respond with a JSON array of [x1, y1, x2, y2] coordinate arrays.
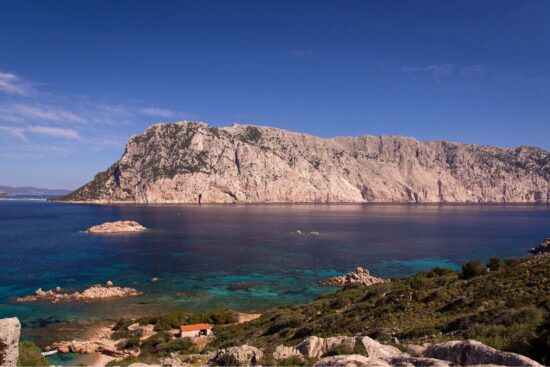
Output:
[[488, 257, 502, 271], [124, 336, 141, 349], [158, 337, 196, 354], [277, 356, 308, 366], [427, 267, 454, 278], [216, 353, 242, 366], [17, 342, 48, 366], [461, 259, 486, 279], [504, 258, 522, 267], [324, 344, 354, 356]]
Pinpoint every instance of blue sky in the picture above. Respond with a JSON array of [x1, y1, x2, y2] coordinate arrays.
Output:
[[0, 0, 549, 189]]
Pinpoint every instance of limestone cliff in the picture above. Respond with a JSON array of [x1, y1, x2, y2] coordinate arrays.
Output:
[[59, 121, 550, 203]]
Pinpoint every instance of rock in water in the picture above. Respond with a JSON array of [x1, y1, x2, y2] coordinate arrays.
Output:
[[321, 267, 386, 287], [0, 317, 21, 367], [56, 121, 550, 204], [16, 285, 141, 303], [85, 221, 147, 233]]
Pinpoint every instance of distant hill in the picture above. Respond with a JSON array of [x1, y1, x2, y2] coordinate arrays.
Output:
[[59, 121, 549, 204], [0, 185, 71, 196]]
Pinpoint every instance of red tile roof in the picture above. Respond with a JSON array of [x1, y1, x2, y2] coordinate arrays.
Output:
[[180, 323, 212, 331]]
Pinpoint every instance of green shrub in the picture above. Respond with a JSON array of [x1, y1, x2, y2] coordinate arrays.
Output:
[[461, 259, 486, 279], [504, 258, 522, 267], [158, 337, 196, 354], [324, 344, 354, 356], [488, 257, 502, 271], [124, 336, 141, 349], [216, 353, 242, 366], [17, 342, 48, 367], [277, 356, 308, 366], [427, 267, 454, 278], [112, 318, 134, 331]]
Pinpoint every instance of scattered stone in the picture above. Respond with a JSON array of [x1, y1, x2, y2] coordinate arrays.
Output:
[[297, 336, 356, 358], [0, 317, 21, 367], [106, 280, 114, 287], [55, 286, 62, 292], [273, 345, 302, 360], [214, 345, 263, 366], [151, 277, 159, 283], [85, 221, 147, 233], [321, 267, 386, 287], [16, 285, 141, 303], [528, 238, 550, 256], [313, 354, 373, 367]]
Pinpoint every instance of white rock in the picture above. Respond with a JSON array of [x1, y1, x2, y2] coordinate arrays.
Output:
[[0, 318, 21, 367]]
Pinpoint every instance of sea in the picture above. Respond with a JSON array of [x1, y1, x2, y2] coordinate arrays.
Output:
[[1, 199, 549, 352]]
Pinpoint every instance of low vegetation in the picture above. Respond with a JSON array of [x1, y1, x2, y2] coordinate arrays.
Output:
[[209, 255, 550, 364], [17, 341, 48, 367]]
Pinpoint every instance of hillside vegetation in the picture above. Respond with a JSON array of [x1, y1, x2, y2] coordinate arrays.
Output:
[[210, 255, 550, 364]]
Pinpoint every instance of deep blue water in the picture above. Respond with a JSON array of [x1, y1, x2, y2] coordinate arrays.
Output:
[[0, 201, 549, 342]]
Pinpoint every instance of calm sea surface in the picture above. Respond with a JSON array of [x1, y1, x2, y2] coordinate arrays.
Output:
[[1, 200, 549, 342]]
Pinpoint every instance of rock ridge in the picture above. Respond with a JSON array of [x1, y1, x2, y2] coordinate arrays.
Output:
[[58, 121, 550, 203]]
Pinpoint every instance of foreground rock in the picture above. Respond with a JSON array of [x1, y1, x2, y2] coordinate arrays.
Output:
[[57, 121, 550, 204], [16, 283, 141, 303], [265, 335, 542, 367], [321, 267, 386, 287], [424, 340, 543, 366], [0, 318, 20, 367], [528, 238, 550, 256], [214, 345, 263, 366], [85, 220, 147, 233]]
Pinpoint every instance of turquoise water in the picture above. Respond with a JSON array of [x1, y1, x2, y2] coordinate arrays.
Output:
[[1, 201, 549, 344]]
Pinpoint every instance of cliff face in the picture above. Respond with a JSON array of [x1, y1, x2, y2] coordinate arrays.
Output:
[[60, 121, 550, 203]]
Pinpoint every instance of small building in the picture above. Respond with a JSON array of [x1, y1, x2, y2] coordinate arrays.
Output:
[[180, 323, 213, 338]]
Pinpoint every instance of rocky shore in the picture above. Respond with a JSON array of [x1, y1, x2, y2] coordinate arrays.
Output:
[[321, 267, 386, 287], [15, 283, 141, 303], [528, 238, 550, 256], [85, 221, 147, 233]]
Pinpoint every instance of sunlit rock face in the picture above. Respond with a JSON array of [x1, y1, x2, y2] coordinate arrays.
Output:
[[60, 121, 550, 204]]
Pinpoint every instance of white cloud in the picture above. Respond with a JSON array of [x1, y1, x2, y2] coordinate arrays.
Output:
[[27, 125, 81, 140], [0, 126, 27, 140], [0, 103, 86, 123], [139, 107, 177, 118], [0, 72, 35, 96]]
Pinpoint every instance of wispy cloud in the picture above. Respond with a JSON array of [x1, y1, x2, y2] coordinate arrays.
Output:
[[0, 72, 35, 96], [401, 64, 458, 80], [27, 125, 81, 140], [138, 107, 178, 118], [0, 103, 86, 123], [0, 125, 27, 140]]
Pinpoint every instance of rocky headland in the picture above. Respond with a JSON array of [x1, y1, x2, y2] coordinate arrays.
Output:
[[528, 238, 550, 256], [321, 267, 386, 287], [56, 121, 550, 204], [15, 283, 141, 303], [85, 221, 147, 233]]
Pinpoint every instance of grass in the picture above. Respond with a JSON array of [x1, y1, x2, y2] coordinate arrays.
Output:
[[208, 255, 550, 364]]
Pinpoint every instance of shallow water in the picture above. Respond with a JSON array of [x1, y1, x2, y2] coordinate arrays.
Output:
[[1, 201, 549, 343]]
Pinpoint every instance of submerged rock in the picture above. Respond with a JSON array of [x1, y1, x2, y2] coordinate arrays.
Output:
[[321, 267, 386, 287], [16, 284, 141, 303], [0, 317, 21, 367], [85, 221, 147, 233]]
